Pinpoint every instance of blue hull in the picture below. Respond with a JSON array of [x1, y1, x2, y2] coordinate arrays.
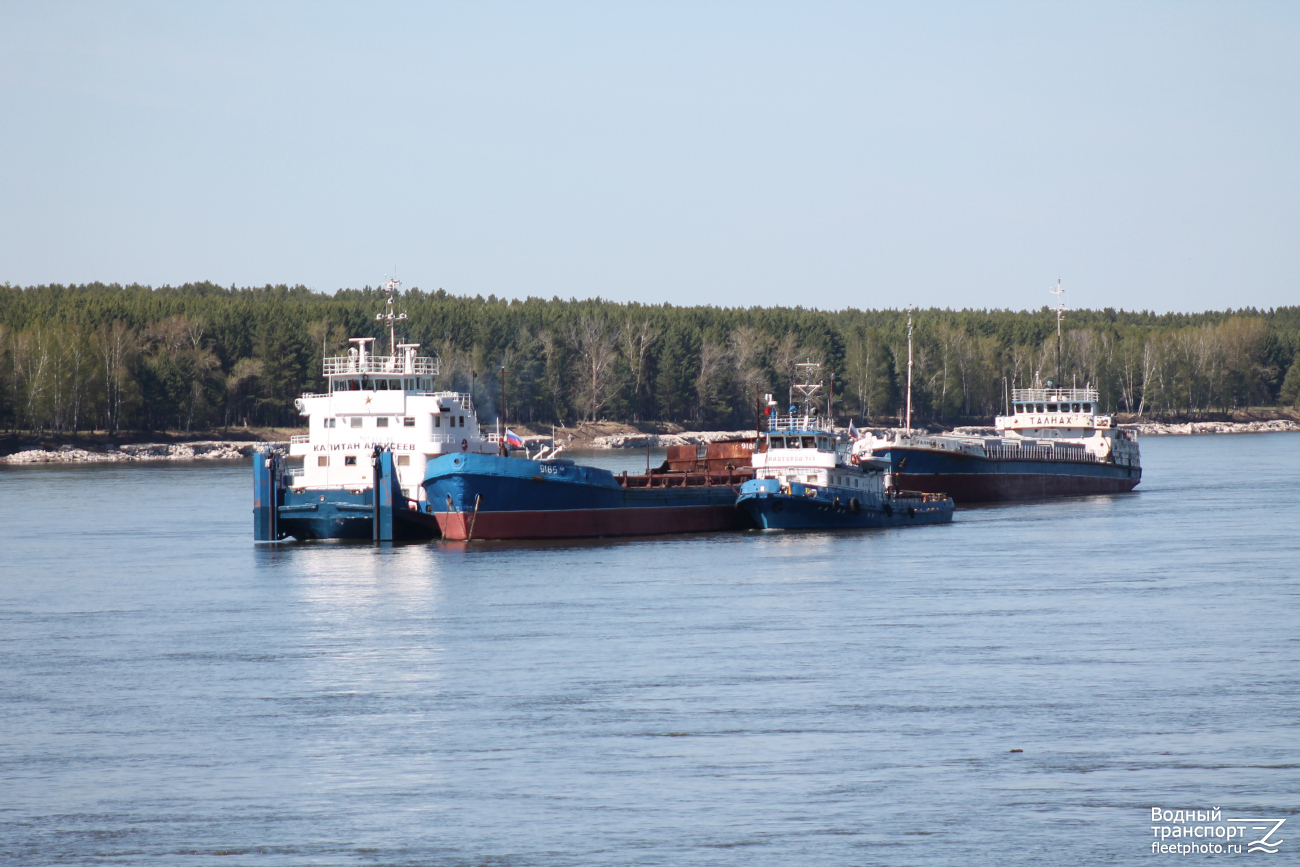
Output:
[[423, 453, 751, 539], [876, 446, 1141, 503], [737, 480, 953, 531], [254, 449, 436, 542], [277, 488, 439, 541]]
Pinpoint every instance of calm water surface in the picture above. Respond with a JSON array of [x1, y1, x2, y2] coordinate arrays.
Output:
[[2, 436, 1297, 865]]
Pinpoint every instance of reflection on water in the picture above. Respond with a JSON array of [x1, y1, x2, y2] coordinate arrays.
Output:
[[1, 436, 1298, 866]]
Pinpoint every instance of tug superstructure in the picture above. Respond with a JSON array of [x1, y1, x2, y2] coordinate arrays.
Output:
[[255, 279, 501, 541]]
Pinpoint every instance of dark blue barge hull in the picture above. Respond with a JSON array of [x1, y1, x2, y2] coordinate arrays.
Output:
[[423, 453, 751, 540], [737, 479, 953, 530], [876, 446, 1141, 503]]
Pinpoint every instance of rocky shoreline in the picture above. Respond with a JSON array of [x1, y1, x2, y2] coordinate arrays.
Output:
[[1125, 419, 1300, 436], [4, 418, 1297, 465], [3, 441, 280, 465]]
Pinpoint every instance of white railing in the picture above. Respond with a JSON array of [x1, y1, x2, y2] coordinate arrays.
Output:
[[428, 431, 502, 445], [984, 442, 1098, 463], [1011, 386, 1098, 403], [289, 434, 309, 444], [323, 355, 439, 376], [766, 413, 834, 433], [285, 466, 305, 477]]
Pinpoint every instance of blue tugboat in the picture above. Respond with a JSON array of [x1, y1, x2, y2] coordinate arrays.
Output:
[[253, 278, 504, 542], [737, 364, 953, 531]]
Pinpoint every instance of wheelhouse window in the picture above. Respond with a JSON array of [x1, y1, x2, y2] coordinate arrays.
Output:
[[1083, 403, 1092, 413], [344, 455, 357, 466], [802, 436, 816, 449], [1047, 403, 1057, 412]]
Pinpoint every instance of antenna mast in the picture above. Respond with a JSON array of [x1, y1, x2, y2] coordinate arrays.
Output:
[[376, 277, 408, 357], [905, 308, 914, 432], [1050, 279, 1066, 386], [792, 361, 823, 416]]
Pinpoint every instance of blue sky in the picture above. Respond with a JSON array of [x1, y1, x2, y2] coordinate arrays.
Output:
[[2, 1, 1296, 313]]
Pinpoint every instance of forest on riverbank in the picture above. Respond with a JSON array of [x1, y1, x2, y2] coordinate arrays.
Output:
[[3, 282, 1299, 436]]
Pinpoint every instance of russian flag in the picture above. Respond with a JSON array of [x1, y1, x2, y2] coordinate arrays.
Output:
[[505, 428, 525, 449]]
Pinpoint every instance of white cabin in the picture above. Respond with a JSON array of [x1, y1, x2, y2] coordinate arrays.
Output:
[[753, 413, 887, 496], [994, 386, 1140, 467], [285, 336, 499, 501]]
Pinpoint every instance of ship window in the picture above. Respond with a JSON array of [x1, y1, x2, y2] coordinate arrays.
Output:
[[376, 417, 389, 428], [318, 456, 329, 467], [1047, 403, 1057, 412], [404, 417, 415, 427], [1037, 403, 1045, 412], [377, 379, 388, 391], [350, 417, 362, 428], [345, 455, 357, 466], [1083, 403, 1092, 413], [390, 379, 400, 389], [397, 455, 410, 466], [324, 418, 336, 428], [349, 379, 360, 390], [459, 416, 465, 427], [803, 437, 816, 449], [434, 416, 441, 428]]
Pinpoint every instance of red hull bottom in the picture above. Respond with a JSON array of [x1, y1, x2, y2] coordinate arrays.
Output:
[[894, 472, 1140, 503], [436, 505, 747, 540]]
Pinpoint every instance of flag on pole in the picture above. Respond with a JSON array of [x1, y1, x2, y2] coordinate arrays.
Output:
[[505, 429, 525, 449], [848, 420, 860, 439]]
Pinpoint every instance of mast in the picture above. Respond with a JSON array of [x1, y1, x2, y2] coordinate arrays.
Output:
[[1051, 279, 1066, 387], [376, 277, 408, 357], [905, 309, 913, 432], [793, 361, 823, 418]]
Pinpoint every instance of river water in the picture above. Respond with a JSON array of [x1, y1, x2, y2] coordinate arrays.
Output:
[[2, 435, 1297, 865]]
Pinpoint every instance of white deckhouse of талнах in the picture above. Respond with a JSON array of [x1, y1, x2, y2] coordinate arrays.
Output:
[[285, 279, 499, 502], [995, 382, 1140, 467]]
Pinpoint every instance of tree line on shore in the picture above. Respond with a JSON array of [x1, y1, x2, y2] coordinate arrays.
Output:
[[2, 282, 1299, 436]]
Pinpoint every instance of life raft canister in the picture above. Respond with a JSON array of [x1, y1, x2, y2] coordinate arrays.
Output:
[[461, 438, 469, 451]]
